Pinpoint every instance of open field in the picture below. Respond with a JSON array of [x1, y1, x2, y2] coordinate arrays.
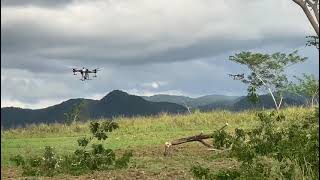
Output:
[[1, 107, 313, 179]]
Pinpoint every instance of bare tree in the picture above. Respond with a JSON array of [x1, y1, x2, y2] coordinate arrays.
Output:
[[292, 0, 319, 36], [182, 101, 192, 114]]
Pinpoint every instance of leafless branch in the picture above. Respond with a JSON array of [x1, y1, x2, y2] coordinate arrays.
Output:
[[293, 0, 319, 36]]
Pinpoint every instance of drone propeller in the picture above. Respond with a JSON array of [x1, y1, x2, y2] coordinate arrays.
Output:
[[92, 68, 101, 77], [72, 67, 79, 72], [72, 68, 77, 75], [92, 68, 101, 73]]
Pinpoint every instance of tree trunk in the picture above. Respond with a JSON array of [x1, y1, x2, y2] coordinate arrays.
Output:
[[255, 73, 280, 111], [278, 96, 283, 109], [73, 114, 78, 123]]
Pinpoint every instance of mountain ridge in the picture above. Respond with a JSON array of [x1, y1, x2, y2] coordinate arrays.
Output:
[[1, 90, 187, 129], [1, 90, 307, 129]]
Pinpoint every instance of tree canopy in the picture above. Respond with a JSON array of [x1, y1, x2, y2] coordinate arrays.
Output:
[[229, 50, 307, 110]]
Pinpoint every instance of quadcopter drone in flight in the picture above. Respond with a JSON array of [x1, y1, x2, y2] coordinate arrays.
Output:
[[228, 73, 244, 80], [72, 67, 100, 81]]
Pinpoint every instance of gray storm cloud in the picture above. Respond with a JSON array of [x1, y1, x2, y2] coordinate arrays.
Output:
[[1, 0, 319, 108], [2, 0, 312, 71], [1, 0, 73, 8]]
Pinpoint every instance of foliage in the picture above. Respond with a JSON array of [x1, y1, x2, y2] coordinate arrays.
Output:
[[191, 165, 241, 180], [214, 169, 241, 180], [229, 51, 307, 109], [10, 121, 132, 176], [192, 107, 319, 179], [212, 129, 232, 149], [306, 35, 319, 49], [10, 146, 60, 176], [289, 73, 319, 107], [190, 165, 214, 180]]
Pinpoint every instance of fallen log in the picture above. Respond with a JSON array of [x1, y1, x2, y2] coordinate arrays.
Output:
[[164, 123, 228, 156]]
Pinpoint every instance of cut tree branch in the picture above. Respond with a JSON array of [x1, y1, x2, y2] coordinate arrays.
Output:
[[164, 123, 228, 156]]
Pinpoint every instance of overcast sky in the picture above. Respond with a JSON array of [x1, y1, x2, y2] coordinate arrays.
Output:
[[1, 0, 319, 109]]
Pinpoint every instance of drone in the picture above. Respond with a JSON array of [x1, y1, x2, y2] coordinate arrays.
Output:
[[228, 73, 244, 80], [72, 67, 100, 81]]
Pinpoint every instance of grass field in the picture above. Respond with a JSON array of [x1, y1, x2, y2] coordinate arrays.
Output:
[[1, 107, 313, 179]]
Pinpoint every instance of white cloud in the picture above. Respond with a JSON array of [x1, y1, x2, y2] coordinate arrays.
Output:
[[1, 98, 63, 109], [141, 81, 168, 89], [126, 88, 186, 97], [151, 82, 159, 89]]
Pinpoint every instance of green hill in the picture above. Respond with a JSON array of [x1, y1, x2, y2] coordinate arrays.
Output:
[[1, 90, 308, 129], [1, 90, 186, 129], [142, 94, 193, 105]]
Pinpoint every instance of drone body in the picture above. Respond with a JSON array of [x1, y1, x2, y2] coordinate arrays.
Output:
[[72, 67, 100, 81], [228, 73, 244, 80]]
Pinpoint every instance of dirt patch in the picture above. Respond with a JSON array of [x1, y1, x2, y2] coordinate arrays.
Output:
[[1, 166, 22, 180]]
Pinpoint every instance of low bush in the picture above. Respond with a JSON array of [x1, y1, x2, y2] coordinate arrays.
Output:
[[10, 121, 132, 176], [192, 108, 319, 179]]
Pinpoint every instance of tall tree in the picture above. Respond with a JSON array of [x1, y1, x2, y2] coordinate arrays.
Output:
[[292, 0, 319, 36], [229, 51, 307, 111], [289, 74, 319, 107]]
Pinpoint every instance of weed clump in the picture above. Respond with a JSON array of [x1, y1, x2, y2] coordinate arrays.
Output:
[[10, 121, 132, 176], [192, 108, 319, 179]]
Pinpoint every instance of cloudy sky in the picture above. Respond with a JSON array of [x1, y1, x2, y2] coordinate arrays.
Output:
[[1, 0, 319, 109]]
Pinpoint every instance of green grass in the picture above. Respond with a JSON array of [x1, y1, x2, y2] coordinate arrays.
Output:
[[1, 107, 313, 178]]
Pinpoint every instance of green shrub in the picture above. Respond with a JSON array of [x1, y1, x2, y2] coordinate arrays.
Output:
[[10, 121, 132, 176], [214, 169, 241, 180], [212, 129, 232, 149], [192, 107, 319, 179], [190, 165, 214, 180]]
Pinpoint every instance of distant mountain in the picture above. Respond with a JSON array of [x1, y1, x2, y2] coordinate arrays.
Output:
[[187, 95, 240, 107], [230, 93, 306, 111], [143, 93, 307, 112], [1, 90, 308, 129], [1, 98, 95, 129], [142, 94, 193, 105], [1, 90, 186, 129], [88, 90, 186, 118], [197, 93, 307, 111], [142, 94, 239, 108]]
